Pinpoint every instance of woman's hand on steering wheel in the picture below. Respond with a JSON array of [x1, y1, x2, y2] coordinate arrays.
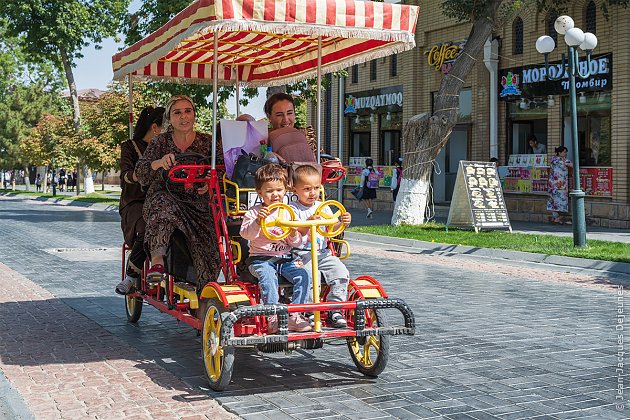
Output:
[[197, 183, 209, 195], [155, 153, 176, 170]]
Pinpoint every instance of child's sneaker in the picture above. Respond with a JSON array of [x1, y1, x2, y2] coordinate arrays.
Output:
[[267, 315, 279, 334], [330, 312, 347, 328], [288, 314, 312, 332], [115, 275, 137, 295]]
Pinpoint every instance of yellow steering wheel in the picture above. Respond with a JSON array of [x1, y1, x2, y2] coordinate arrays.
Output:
[[314, 200, 347, 238], [259, 202, 296, 240]]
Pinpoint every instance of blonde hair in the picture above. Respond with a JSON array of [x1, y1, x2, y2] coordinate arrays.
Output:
[[163, 95, 196, 132]]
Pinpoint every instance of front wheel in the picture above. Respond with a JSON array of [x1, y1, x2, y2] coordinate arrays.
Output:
[[201, 298, 235, 391], [347, 307, 390, 377], [125, 280, 143, 323]]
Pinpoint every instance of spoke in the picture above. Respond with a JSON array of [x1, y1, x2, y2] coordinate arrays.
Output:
[[367, 336, 380, 352]]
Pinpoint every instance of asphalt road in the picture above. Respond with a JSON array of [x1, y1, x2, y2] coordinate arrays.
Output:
[[0, 194, 628, 419]]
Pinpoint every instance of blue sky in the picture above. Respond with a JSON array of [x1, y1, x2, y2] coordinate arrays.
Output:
[[72, 0, 266, 118]]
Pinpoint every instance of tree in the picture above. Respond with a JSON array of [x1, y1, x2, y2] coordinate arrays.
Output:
[[2, 0, 130, 195], [392, 0, 628, 225]]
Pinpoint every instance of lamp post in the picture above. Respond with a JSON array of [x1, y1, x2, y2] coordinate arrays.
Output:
[[535, 16, 598, 248]]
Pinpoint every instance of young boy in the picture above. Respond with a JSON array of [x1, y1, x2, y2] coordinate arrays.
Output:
[[290, 164, 352, 328], [240, 164, 312, 333]]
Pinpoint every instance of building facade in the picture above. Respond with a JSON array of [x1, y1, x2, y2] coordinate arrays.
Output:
[[308, 0, 630, 228]]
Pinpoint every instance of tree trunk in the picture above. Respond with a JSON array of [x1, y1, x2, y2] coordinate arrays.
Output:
[[101, 171, 105, 191], [392, 15, 496, 225], [60, 47, 95, 194]]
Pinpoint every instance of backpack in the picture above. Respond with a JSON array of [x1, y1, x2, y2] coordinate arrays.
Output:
[[366, 169, 379, 189]]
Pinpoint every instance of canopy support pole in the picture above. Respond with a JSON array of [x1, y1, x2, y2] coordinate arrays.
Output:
[[235, 67, 240, 116], [128, 75, 133, 140], [316, 36, 322, 162], [211, 33, 219, 169]]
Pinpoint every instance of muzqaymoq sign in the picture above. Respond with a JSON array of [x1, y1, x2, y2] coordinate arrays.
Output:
[[425, 40, 466, 74], [499, 53, 612, 99], [344, 86, 403, 114]]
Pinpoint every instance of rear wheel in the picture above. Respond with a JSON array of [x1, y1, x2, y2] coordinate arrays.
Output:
[[347, 307, 390, 377], [125, 280, 143, 323], [201, 298, 235, 391]]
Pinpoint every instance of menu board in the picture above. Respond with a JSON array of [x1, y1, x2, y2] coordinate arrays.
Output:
[[447, 161, 512, 232], [507, 154, 548, 166], [578, 167, 613, 197]]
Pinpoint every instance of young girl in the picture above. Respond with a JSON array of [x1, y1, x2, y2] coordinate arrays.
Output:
[[240, 164, 312, 333], [359, 158, 378, 218]]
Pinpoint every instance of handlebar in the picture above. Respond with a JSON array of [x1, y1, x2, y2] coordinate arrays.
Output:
[[259, 200, 347, 241]]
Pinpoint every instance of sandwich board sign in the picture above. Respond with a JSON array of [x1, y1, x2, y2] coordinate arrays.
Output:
[[447, 161, 512, 232]]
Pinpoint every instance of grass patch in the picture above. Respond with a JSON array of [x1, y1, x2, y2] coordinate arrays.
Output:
[[349, 222, 630, 263], [1, 189, 120, 207]]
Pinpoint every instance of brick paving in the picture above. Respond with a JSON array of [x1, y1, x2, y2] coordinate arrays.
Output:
[[1, 195, 629, 419], [0, 262, 234, 420]]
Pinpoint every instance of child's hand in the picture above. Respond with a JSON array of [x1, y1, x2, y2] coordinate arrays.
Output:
[[341, 212, 352, 226], [257, 207, 270, 225], [307, 214, 321, 221]]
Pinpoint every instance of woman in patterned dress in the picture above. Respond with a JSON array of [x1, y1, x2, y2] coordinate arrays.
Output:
[[546, 146, 573, 224], [136, 95, 221, 284]]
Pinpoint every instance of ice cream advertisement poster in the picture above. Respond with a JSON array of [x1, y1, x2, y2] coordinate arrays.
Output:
[[344, 165, 395, 187]]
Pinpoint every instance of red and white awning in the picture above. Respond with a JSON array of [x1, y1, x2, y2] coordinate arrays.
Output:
[[112, 0, 419, 86]]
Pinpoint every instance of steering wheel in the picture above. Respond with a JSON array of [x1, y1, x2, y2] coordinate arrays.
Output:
[[314, 200, 347, 237], [259, 203, 296, 241], [165, 153, 212, 193]]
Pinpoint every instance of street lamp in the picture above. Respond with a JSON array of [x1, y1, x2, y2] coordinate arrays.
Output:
[[535, 15, 597, 248]]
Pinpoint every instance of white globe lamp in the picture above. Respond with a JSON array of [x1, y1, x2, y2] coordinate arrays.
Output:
[[535, 35, 555, 54], [579, 32, 598, 51], [565, 27, 585, 47], [554, 16, 575, 35]]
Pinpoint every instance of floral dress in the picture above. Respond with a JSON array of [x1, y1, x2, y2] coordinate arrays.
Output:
[[136, 131, 221, 284], [546, 155, 571, 213]]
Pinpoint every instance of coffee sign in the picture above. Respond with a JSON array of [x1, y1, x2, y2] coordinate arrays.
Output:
[[425, 40, 466, 74]]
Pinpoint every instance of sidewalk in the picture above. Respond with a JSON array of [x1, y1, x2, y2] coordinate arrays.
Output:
[[0, 262, 234, 420]]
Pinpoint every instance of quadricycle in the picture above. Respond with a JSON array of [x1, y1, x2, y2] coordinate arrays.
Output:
[[113, 0, 420, 391]]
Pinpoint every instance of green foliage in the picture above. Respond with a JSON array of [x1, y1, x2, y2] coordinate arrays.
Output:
[[0, 84, 59, 169], [350, 224, 630, 263]]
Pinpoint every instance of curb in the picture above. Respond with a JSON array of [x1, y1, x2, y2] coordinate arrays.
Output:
[[345, 231, 630, 276], [1, 192, 119, 212], [0, 370, 34, 420]]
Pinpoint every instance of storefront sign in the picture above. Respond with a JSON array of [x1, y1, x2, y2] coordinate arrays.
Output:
[[344, 86, 403, 114], [447, 161, 511, 231], [579, 167, 613, 197], [425, 40, 466, 74], [499, 53, 612, 98]]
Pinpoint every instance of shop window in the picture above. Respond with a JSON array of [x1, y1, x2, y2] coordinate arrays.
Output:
[[351, 64, 359, 84], [370, 60, 377, 81], [379, 112, 403, 165], [513, 17, 524, 55], [547, 14, 558, 44], [507, 100, 549, 155], [585, 1, 596, 34], [349, 116, 371, 161], [562, 93, 611, 166], [390, 54, 398, 77], [431, 88, 472, 122]]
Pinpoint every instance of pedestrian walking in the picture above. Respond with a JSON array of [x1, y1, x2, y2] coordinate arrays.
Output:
[[359, 158, 378, 218], [390, 157, 402, 202], [35, 174, 42, 192], [547, 146, 573, 224]]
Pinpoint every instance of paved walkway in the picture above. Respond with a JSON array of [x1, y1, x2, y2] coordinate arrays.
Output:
[[0, 261, 234, 420]]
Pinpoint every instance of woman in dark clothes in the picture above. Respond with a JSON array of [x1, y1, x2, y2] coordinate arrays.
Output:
[[136, 95, 221, 284], [116, 106, 165, 295]]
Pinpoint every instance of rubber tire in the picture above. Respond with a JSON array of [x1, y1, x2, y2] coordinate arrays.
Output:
[[201, 298, 235, 391], [125, 280, 143, 323], [347, 308, 390, 377]]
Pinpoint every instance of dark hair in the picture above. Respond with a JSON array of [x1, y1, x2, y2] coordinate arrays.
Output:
[[292, 164, 320, 186], [255, 163, 288, 190], [365, 158, 374, 168], [264, 93, 294, 116], [132, 106, 165, 142], [490, 157, 499, 163], [555, 146, 568, 155], [528, 135, 538, 144]]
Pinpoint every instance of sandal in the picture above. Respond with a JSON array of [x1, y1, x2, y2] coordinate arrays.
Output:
[[146, 264, 166, 283]]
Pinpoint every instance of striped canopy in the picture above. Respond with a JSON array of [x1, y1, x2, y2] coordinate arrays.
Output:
[[112, 0, 419, 86]]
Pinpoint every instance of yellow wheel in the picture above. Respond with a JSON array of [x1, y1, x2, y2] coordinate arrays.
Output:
[[347, 307, 390, 377], [201, 298, 234, 391], [125, 279, 142, 323], [314, 200, 347, 237], [259, 202, 296, 240]]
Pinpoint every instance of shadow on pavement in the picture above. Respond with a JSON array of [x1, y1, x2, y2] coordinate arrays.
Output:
[[0, 209, 119, 223]]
